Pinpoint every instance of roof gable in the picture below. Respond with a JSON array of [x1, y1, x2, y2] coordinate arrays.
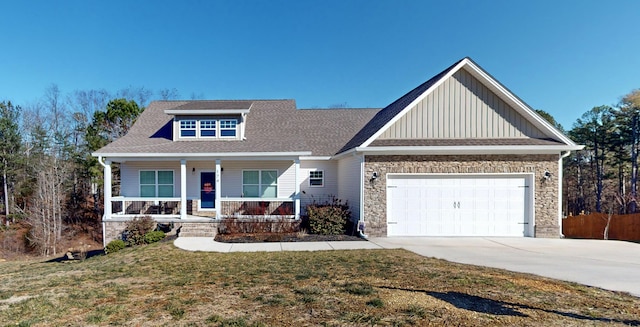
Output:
[[378, 67, 547, 140], [338, 57, 578, 154]]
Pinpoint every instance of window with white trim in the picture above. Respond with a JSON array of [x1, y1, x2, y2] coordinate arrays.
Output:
[[140, 170, 174, 197], [180, 120, 196, 137], [178, 118, 238, 139], [219, 119, 237, 137], [242, 170, 277, 198], [200, 119, 216, 137], [309, 171, 324, 187]]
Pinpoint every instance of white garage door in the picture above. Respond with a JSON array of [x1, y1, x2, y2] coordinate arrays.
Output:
[[387, 174, 531, 237]]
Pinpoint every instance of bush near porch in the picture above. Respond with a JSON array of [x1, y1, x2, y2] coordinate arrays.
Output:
[[306, 198, 351, 235], [217, 217, 300, 235], [563, 213, 640, 241]]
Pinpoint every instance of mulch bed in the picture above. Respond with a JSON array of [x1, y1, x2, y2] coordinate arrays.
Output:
[[214, 232, 366, 243]]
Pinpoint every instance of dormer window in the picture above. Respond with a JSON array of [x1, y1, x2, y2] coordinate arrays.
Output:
[[166, 101, 251, 141], [180, 120, 197, 137], [178, 118, 239, 140], [220, 119, 237, 137], [200, 120, 217, 137]]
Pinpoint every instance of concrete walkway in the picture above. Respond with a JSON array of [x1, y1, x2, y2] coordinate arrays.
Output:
[[174, 236, 640, 296], [174, 237, 383, 252]]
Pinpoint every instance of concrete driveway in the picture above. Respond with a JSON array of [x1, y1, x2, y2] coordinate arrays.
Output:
[[369, 237, 640, 297]]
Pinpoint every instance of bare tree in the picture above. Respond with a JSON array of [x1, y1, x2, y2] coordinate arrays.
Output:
[[190, 92, 205, 100], [117, 86, 152, 108], [159, 88, 180, 100], [602, 192, 634, 240], [21, 85, 74, 255]]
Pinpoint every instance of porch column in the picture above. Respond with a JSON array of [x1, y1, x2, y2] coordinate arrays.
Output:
[[294, 158, 300, 219], [180, 159, 187, 219], [103, 160, 112, 219], [215, 159, 221, 219]]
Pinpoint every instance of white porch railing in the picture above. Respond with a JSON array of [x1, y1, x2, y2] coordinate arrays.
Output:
[[219, 198, 295, 218], [111, 197, 181, 217], [109, 196, 296, 219]]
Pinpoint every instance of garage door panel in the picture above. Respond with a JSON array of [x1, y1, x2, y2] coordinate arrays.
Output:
[[387, 175, 530, 237]]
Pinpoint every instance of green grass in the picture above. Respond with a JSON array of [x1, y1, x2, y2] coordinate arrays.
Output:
[[0, 241, 639, 326]]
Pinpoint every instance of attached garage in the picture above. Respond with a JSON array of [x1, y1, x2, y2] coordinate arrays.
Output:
[[386, 174, 533, 237]]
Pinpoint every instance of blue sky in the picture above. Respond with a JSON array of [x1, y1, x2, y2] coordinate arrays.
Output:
[[1, 0, 639, 130]]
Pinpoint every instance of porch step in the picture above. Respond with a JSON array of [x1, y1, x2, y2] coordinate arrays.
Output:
[[178, 222, 218, 238]]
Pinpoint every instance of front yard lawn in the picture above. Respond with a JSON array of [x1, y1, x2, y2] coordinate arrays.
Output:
[[0, 242, 638, 326]]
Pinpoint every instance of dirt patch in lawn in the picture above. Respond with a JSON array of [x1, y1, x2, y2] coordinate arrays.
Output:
[[215, 232, 365, 243]]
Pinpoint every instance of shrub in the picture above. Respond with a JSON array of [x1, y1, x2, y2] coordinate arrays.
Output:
[[123, 216, 155, 246], [144, 231, 165, 244], [306, 198, 351, 235], [218, 218, 300, 234], [105, 239, 126, 254]]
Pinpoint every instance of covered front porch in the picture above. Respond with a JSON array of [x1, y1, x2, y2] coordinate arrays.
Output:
[[99, 156, 304, 222]]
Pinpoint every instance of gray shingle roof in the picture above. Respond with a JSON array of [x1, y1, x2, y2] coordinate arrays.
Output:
[[94, 100, 379, 156]]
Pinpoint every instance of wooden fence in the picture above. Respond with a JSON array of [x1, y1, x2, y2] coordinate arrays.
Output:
[[562, 213, 640, 241]]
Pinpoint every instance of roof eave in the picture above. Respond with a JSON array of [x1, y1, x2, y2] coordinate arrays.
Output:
[[92, 151, 312, 161], [352, 145, 584, 156], [164, 109, 251, 115]]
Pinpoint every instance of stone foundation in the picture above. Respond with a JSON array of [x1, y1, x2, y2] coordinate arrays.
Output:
[[363, 154, 559, 238], [103, 220, 184, 246]]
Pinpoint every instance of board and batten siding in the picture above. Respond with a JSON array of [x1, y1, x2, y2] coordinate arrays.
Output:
[[120, 162, 182, 197], [379, 67, 546, 139], [337, 155, 362, 221], [300, 160, 339, 213]]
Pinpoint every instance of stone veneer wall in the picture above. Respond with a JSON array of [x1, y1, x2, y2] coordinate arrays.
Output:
[[363, 154, 559, 238], [103, 221, 184, 246]]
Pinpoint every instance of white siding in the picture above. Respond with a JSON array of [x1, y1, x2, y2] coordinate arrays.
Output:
[[218, 160, 296, 198], [120, 160, 296, 200], [300, 160, 339, 212], [120, 162, 182, 197], [337, 155, 362, 221], [379, 67, 547, 140]]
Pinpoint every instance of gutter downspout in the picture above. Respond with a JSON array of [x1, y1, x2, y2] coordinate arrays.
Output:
[[357, 154, 368, 239], [558, 151, 572, 238]]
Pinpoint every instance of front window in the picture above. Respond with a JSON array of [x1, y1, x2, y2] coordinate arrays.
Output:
[[140, 170, 174, 197], [180, 120, 196, 137], [309, 171, 324, 187], [243, 170, 277, 198]]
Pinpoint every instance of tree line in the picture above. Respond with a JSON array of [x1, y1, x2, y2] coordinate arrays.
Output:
[[0, 85, 187, 256], [564, 89, 640, 216]]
